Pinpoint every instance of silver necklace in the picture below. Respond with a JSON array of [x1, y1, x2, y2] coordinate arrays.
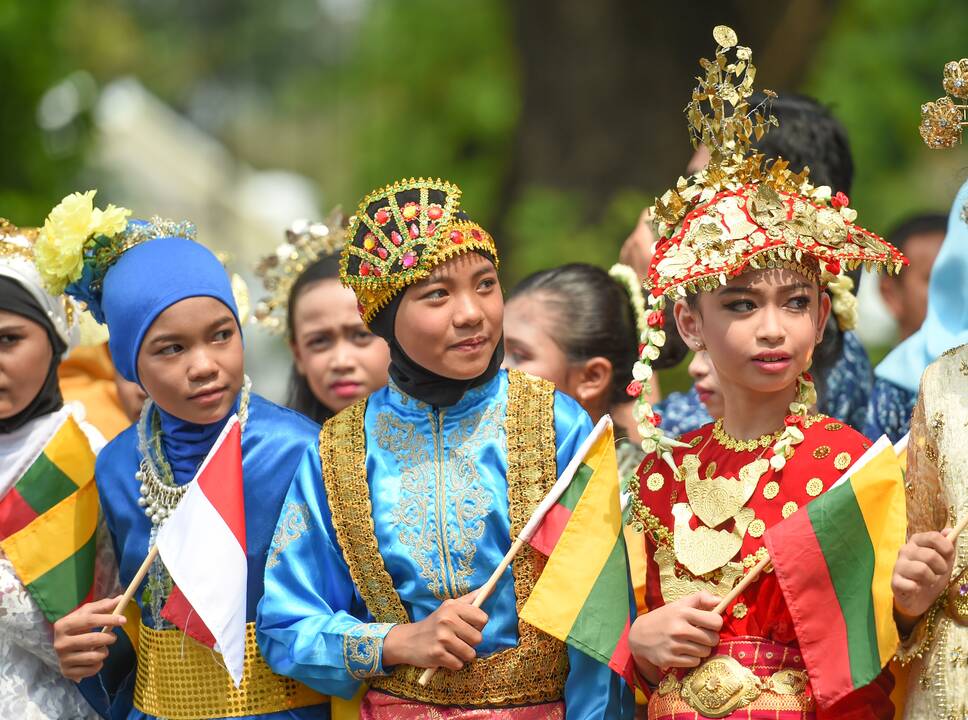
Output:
[[136, 376, 251, 525]]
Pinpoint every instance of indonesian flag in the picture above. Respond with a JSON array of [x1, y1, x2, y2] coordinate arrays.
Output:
[[156, 415, 247, 686]]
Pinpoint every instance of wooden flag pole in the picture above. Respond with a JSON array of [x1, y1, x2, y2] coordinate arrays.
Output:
[[418, 537, 526, 687], [950, 514, 968, 542], [714, 554, 772, 615], [100, 544, 158, 633]]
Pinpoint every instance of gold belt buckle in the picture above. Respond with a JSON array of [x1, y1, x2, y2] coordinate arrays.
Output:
[[679, 655, 761, 718]]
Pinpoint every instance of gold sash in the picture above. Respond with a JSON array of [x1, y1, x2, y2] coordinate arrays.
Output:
[[321, 369, 568, 706], [133, 621, 327, 719]]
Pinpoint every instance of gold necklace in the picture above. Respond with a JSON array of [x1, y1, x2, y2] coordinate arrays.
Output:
[[711, 418, 784, 452]]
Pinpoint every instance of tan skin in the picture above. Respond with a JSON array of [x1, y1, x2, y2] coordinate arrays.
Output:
[[629, 267, 830, 682], [879, 230, 944, 341], [53, 296, 245, 681], [289, 279, 389, 415], [113, 370, 147, 422], [381, 252, 501, 670], [503, 292, 613, 422], [0, 310, 54, 420], [892, 531, 955, 635]]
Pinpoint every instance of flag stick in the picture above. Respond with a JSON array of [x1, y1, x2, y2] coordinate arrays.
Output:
[[418, 537, 526, 686], [951, 514, 968, 542], [100, 544, 158, 632], [714, 554, 772, 615]]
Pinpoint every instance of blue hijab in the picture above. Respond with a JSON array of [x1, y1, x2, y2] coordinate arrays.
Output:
[[79, 222, 241, 482], [875, 178, 968, 393]]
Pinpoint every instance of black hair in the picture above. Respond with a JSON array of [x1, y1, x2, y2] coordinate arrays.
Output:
[[749, 92, 857, 405], [284, 254, 342, 425], [509, 263, 638, 406], [750, 92, 853, 195], [885, 213, 948, 257]]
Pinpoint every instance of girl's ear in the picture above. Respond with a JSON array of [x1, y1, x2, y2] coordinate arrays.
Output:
[[574, 356, 613, 410], [816, 290, 832, 345], [673, 298, 704, 351]]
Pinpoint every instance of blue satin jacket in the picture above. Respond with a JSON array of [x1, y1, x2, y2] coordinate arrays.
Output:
[[257, 370, 631, 718], [86, 395, 330, 720]]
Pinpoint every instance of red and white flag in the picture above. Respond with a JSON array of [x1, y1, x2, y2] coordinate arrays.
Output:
[[156, 414, 247, 686]]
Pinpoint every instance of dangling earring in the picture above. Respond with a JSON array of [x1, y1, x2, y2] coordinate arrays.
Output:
[[694, 341, 705, 351]]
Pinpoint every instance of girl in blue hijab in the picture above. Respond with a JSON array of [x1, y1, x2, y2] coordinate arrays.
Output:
[[865, 177, 968, 441], [35, 191, 331, 720]]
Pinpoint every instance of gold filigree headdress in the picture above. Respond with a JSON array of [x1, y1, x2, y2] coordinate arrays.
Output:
[[920, 58, 968, 149], [625, 26, 907, 476], [252, 209, 348, 334], [340, 177, 498, 324]]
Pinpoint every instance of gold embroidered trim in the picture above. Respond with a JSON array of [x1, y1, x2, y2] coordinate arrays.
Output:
[[320, 369, 568, 706], [711, 415, 825, 452], [133, 621, 326, 719], [344, 623, 395, 679]]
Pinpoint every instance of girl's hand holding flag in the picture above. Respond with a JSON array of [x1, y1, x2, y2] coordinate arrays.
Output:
[[893, 530, 956, 629]]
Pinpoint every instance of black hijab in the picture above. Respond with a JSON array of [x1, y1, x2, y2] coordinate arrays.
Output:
[[0, 277, 66, 433], [368, 254, 504, 408]]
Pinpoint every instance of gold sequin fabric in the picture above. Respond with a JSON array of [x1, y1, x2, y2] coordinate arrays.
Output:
[[133, 621, 326, 719], [320, 370, 568, 706]]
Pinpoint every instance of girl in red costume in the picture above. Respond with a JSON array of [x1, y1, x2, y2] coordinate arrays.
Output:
[[623, 26, 907, 720]]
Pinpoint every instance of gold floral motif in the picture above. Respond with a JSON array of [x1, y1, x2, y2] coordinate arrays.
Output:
[[732, 602, 748, 619], [646, 472, 665, 491], [806, 478, 824, 497], [655, 546, 744, 602], [762, 481, 779, 500], [782, 501, 798, 518], [321, 370, 568, 706], [265, 501, 312, 570], [673, 504, 754, 576], [824, 422, 844, 431], [747, 519, 765, 538], [813, 446, 831, 459], [375, 401, 499, 600], [682, 454, 768, 527], [344, 623, 394, 679], [834, 452, 852, 471]]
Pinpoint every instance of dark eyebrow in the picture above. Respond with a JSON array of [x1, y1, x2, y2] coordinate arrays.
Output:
[[0, 322, 28, 333], [147, 315, 235, 345], [717, 282, 812, 297]]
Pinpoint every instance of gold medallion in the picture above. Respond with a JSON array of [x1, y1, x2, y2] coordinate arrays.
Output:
[[673, 504, 754, 576], [713, 25, 738, 49], [655, 546, 744, 602], [684, 454, 768, 528]]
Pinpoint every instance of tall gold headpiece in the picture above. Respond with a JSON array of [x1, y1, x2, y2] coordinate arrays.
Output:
[[920, 58, 968, 149], [252, 208, 348, 334]]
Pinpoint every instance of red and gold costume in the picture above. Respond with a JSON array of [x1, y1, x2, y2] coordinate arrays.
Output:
[[632, 417, 894, 718], [622, 26, 907, 720]]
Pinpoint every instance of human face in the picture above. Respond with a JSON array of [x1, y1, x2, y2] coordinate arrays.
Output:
[[0, 310, 53, 420], [675, 267, 830, 399], [114, 371, 148, 422], [290, 278, 389, 414], [394, 253, 502, 380], [688, 350, 724, 419], [136, 297, 244, 424], [503, 293, 575, 393], [880, 230, 943, 340]]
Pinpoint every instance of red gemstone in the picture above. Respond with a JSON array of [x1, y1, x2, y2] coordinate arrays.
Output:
[[409, 223, 420, 239], [374, 208, 390, 225], [427, 204, 443, 220], [372, 267, 382, 277], [471, 229, 482, 241], [390, 230, 403, 246], [360, 261, 371, 276], [425, 222, 437, 237], [377, 247, 388, 260], [450, 230, 464, 244]]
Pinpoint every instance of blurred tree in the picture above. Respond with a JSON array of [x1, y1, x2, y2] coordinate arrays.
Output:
[[0, 0, 92, 224]]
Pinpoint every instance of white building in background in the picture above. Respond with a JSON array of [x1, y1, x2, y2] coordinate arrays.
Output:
[[92, 78, 322, 401]]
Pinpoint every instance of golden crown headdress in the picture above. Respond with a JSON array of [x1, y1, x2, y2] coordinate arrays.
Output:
[[920, 58, 968, 149], [340, 177, 498, 324], [623, 26, 907, 485], [252, 208, 348, 334]]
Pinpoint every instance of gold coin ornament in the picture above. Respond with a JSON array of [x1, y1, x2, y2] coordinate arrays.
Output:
[[782, 501, 798, 518], [762, 481, 780, 500], [806, 478, 824, 497], [647, 472, 665, 492]]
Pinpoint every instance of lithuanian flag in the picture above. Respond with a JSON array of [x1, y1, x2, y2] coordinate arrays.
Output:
[[764, 435, 906, 709], [0, 415, 99, 623], [520, 416, 641, 675]]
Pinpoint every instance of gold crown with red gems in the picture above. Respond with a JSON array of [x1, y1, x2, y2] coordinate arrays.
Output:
[[340, 177, 498, 324]]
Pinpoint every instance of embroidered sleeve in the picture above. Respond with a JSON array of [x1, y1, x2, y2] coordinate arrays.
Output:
[[343, 622, 394, 679]]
